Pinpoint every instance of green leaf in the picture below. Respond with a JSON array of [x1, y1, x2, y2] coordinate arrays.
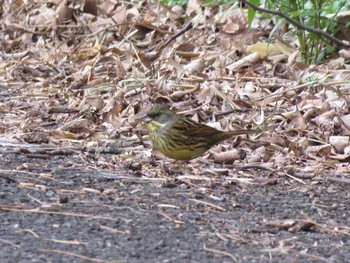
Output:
[[248, 0, 260, 26]]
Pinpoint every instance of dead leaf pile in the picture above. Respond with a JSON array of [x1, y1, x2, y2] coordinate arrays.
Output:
[[0, 0, 350, 178]]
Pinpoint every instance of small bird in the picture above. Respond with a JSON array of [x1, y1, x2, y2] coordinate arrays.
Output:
[[145, 104, 253, 160]]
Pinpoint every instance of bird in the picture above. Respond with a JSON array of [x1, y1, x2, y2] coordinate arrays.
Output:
[[145, 104, 253, 160]]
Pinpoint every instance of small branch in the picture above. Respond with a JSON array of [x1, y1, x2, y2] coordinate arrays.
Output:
[[0, 238, 20, 249], [47, 107, 80, 114], [145, 22, 193, 53], [38, 249, 124, 263], [203, 243, 237, 262], [189, 199, 226, 212], [327, 177, 350, 185], [0, 174, 17, 183], [0, 207, 116, 221], [0, 144, 143, 156], [239, 0, 349, 48]]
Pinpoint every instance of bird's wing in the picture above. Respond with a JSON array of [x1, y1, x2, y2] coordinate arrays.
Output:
[[177, 117, 221, 137], [177, 117, 253, 138]]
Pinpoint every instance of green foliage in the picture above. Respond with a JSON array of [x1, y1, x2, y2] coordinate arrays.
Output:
[[160, 0, 348, 64], [160, 0, 235, 7], [259, 0, 350, 64], [160, 0, 188, 6], [204, 0, 235, 5], [248, 0, 259, 26]]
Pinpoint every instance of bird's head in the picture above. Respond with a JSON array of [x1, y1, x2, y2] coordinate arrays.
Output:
[[146, 104, 176, 124]]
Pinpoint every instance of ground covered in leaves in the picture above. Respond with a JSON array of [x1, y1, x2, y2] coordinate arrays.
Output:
[[1, 0, 350, 262]]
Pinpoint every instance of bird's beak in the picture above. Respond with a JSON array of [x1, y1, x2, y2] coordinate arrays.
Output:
[[141, 114, 152, 123], [133, 105, 153, 123]]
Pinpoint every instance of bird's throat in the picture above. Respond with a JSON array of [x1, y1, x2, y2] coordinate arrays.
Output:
[[147, 120, 167, 134]]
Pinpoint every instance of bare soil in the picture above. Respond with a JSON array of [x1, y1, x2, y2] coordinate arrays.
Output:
[[1, 152, 349, 263]]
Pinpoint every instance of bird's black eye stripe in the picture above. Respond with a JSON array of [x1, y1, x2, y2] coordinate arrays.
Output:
[[149, 112, 159, 119]]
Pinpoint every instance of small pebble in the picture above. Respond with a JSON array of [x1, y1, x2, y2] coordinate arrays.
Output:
[[59, 196, 69, 204], [46, 190, 54, 197], [331, 203, 340, 209]]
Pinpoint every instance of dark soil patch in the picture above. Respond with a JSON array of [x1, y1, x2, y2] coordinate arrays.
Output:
[[1, 153, 349, 262]]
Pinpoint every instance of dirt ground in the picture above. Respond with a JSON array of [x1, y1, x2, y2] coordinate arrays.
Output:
[[1, 152, 349, 263], [1, 0, 350, 262]]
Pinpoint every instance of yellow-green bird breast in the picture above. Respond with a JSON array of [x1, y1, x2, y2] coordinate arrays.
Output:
[[147, 120, 210, 160]]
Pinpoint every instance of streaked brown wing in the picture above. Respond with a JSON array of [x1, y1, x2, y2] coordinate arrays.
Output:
[[176, 116, 254, 138], [176, 117, 222, 137]]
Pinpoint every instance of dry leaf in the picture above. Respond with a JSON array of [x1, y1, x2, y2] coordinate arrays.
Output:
[[226, 52, 261, 71], [247, 43, 281, 58], [186, 0, 201, 16], [329, 136, 350, 153], [213, 149, 246, 164]]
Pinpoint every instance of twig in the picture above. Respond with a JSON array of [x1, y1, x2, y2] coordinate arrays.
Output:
[[38, 249, 125, 263], [326, 177, 350, 185], [0, 143, 142, 156], [239, 0, 349, 47], [47, 107, 80, 114], [22, 229, 40, 238], [189, 199, 226, 212], [284, 172, 306, 184], [0, 174, 17, 183], [0, 238, 20, 249], [49, 239, 85, 245], [301, 219, 350, 236], [203, 243, 237, 262], [145, 22, 193, 53], [158, 211, 184, 224], [299, 252, 328, 262], [0, 207, 116, 221], [99, 225, 131, 235], [27, 194, 47, 205], [256, 81, 318, 101], [236, 164, 276, 172]]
